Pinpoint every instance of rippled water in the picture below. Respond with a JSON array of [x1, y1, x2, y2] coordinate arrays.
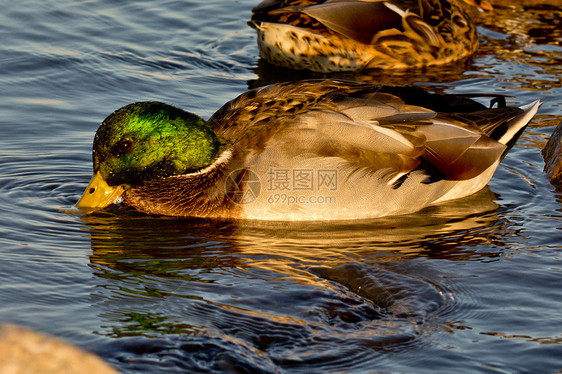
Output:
[[1, 1, 561, 373]]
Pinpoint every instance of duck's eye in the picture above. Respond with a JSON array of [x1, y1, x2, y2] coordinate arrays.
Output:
[[112, 138, 133, 155]]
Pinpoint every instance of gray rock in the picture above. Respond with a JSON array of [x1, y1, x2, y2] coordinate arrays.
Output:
[[0, 324, 118, 374], [542, 122, 562, 184]]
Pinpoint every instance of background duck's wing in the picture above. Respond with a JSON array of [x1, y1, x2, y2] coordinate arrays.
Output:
[[250, 0, 405, 44], [299, 1, 403, 44], [250, 0, 328, 32]]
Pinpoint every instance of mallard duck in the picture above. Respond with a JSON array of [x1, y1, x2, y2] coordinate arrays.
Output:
[[77, 79, 539, 220], [248, 0, 491, 72]]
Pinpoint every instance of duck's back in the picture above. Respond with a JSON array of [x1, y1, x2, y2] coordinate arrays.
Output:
[[205, 80, 539, 220]]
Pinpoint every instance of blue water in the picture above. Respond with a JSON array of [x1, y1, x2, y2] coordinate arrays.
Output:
[[0, 1, 561, 373]]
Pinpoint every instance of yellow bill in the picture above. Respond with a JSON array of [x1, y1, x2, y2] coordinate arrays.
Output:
[[76, 171, 128, 210]]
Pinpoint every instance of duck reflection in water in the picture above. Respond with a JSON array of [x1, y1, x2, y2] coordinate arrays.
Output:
[[79, 186, 519, 370]]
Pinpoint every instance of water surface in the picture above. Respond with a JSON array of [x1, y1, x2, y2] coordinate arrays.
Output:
[[0, 1, 561, 373]]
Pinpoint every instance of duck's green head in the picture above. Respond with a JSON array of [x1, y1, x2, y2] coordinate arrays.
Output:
[[77, 101, 221, 210]]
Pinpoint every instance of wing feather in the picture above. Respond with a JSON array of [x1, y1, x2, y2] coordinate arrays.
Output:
[[302, 1, 402, 44], [417, 122, 506, 180], [294, 110, 416, 154]]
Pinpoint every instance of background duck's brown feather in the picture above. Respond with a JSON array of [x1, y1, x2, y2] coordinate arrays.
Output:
[[250, 0, 478, 71]]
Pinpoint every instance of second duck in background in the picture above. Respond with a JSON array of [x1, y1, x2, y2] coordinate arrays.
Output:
[[249, 0, 490, 72]]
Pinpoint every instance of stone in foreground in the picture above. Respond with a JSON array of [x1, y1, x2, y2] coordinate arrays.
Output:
[[0, 324, 118, 374]]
